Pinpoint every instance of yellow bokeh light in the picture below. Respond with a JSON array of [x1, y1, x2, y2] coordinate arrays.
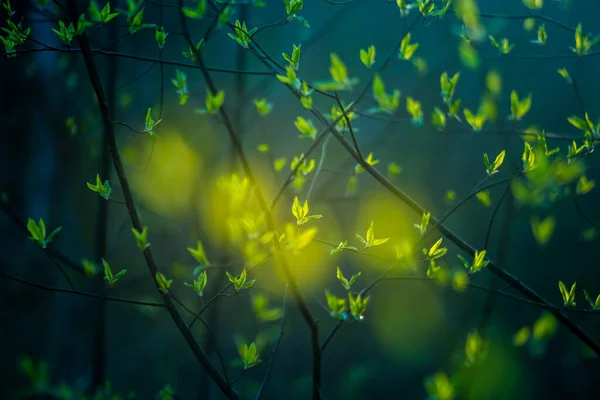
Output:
[[126, 131, 202, 219]]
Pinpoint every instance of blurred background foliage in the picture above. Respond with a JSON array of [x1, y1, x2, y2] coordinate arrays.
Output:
[[1, 0, 600, 399]]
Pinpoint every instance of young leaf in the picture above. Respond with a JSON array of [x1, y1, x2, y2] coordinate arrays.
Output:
[[86, 174, 112, 200], [359, 45, 376, 68], [187, 241, 209, 266], [155, 272, 173, 293], [356, 221, 390, 249], [531, 216, 555, 246], [238, 342, 262, 370], [131, 226, 150, 250], [184, 271, 208, 297]]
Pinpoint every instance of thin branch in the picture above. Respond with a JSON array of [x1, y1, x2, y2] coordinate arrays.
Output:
[[243, 10, 600, 355], [66, 1, 238, 397], [255, 285, 289, 400], [0, 271, 165, 307]]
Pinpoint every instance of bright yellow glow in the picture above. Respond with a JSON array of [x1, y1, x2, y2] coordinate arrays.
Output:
[[126, 131, 202, 219]]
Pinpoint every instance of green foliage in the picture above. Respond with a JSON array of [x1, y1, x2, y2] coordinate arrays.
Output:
[[424, 238, 448, 261], [238, 342, 261, 370], [463, 108, 487, 131], [27, 218, 61, 249], [336, 266, 362, 290], [329, 240, 359, 255], [558, 281, 576, 307], [489, 35, 515, 54], [226, 268, 256, 292], [457, 249, 489, 274], [227, 20, 257, 48], [118, 1, 154, 33], [406, 96, 424, 126], [89, 1, 120, 24], [414, 211, 430, 236], [483, 150, 505, 176], [252, 293, 283, 322], [509, 91, 532, 121], [184, 271, 208, 297], [369, 74, 401, 114], [356, 221, 390, 250], [359, 45, 376, 68], [196, 90, 225, 115], [282, 43, 301, 70], [171, 70, 189, 105], [131, 226, 150, 251], [155, 272, 173, 293], [315, 53, 359, 91], [531, 24, 547, 45], [291, 196, 322, 226], [253, 98, 273, 116], [347, 292, 370, 320], [102, 259, 127, 286], [187, 240, 209, 266], [424, 371, 455, 400], [143, 107, 162, 136], [157, 384, 176, 400], [182, 38, 205, 62], [325, 289, 347, 319], [283, 0, 309, 27], [294, 116, 317, 139], [464, 330, 487, 365], [399, 32, 419, 60], [52, 20, 77, 46], [182, 0, 207, 19], [570, 23, 600, 56], [523, 0, 543, 10], [155, 26, 168, 49], [355, 152, 379, 174], [531, 216, 555, 246], [276, 64, 301, 90], [87, 174, 112, 200], [583, 290, 600, 310]]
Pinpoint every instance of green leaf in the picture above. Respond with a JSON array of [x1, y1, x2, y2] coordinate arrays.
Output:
[[557, 68, 571, 83], [102, 258, 127, 286], [348, 291, 370, 320], [359, 45, 376, 68], [484, 150, 505, 176], [531, 216, 555, 246], [253, 98, 273, 116], [336, 266, 361, 290], [86, 174, 112, 199], [463, 108, 486, 131], [27, 218, 61, 249], [325, 289, 347, 318], [227, 269, 255, 292], [155, 272, 173, 293], [513, 326, 531, 347], [399, 32, 419, 60], [509, 91, 532, 121], [238, 342, 261, 370], [523, 0, 543, 10], [187, 241, 209, 265], [294, 116, 317, 139], [184, 271, 208, 297], [356, 221, 389, 249], [155, 26, 168, 48], [406, 96, 423, 126], [424, 238, 447, 260], [131, 226, 150, 250], [413, 211, 430, 236], [576, 176, 595, 195], [558, 280, 576, 307]]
